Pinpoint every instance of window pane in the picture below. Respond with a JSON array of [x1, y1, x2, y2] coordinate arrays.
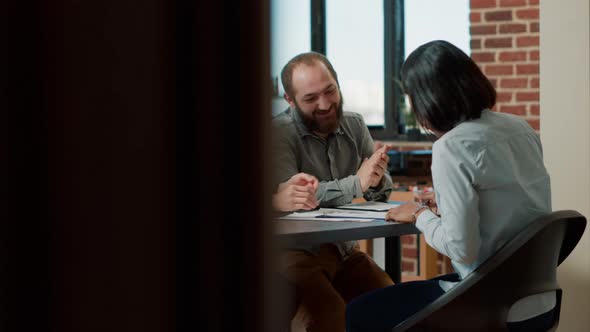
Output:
[[403, 0, 470, 135], [405, 0, 470, 57], [326, 0, 384, 126], [270, 0, 311, 116]]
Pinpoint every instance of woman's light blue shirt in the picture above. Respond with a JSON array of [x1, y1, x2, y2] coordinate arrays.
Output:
[[416, 109, 552, 321]]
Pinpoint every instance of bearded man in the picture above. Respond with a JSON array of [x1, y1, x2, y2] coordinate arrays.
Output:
[[272, 52, 395, 332]]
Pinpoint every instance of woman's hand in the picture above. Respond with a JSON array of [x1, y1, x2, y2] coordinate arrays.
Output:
[[413, 191, 438, 215], [385, 201, 429, 223]]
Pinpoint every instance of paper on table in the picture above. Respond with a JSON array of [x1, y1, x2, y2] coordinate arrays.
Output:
[[278, 216, 375, 222], [335, 201, 400, 211], [278, 208, 386, 221], [279, 210, 324, 219], [320, 208, 386, 219]]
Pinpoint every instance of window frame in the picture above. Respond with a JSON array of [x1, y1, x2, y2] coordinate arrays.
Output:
[[311, 0, 428, 141]]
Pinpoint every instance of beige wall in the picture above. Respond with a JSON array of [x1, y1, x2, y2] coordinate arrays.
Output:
[[541, 0, 590, 330]]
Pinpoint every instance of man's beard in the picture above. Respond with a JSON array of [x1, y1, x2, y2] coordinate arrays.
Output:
[[295, 99, 343, 135]]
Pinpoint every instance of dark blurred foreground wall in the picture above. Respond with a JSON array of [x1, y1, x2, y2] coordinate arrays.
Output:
[[3, 1, 272, 331]]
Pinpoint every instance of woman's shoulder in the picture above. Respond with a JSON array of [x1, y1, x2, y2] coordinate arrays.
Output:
[[443, 111, 531, 143], [484, 110, 530, 129]]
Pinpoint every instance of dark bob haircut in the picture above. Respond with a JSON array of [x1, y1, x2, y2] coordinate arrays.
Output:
[[401, 40, 496, 133]]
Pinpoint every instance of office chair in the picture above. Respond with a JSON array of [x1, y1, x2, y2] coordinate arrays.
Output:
[[393, 210, 587, 332]]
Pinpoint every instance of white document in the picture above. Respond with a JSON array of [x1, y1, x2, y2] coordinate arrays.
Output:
[[335, 201, 400, 212], [279, 216, 376, 222], [278, 208, 387, 221], [319, 208, 387, 219]]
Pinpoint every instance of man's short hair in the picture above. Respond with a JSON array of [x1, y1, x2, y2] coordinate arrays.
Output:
[[401, 40, 496, 132], [280, 52, 340, 99]]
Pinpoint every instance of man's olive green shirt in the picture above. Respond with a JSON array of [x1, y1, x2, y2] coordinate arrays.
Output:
[[272, 109, 393, 257]]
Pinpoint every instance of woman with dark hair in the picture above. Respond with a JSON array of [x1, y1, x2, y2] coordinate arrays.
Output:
[[346, 40, 554, 331]]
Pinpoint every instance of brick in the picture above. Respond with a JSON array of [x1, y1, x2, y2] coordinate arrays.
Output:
[[471, 25, 497, 35], [530, 22, 539, 33], [499, 51, 527, 62], [485, 10, 513, 21], [496, 92, 513, 103], [527, 118, 540, 131], [402, 260, 416, 273], [530, 104, 540, 115], [471, 52, 496, 62], [470, 12, 482, 23], [500, 105, 527, 115], [494, 103, 507, 110], [530, 77, 539, 88], [516, 91, 539, 102], [530, 50, 539, 61], [499, 23, 527, 34], [517, 36, 539, 47], [500, 0, 526, 6], [401, 235, 416, 245], [471, 39, 482, 49], [500, 78, 527, 88], [471, 0, 497, 9], [516, 9, 539, 19], [516, 64, 539, 75], [485, 64, 513, 75], [489, 78, 498, 88], [402, 247, 418, 259], [401, 245, 413, 251], [485, 37, 512, 48], [529, 0, 539, 5]]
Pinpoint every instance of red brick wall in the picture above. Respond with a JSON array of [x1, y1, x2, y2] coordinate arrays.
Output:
[[401, 235, 454, 277], [401, 235, 418, 274], [470, 0, 540, 130]]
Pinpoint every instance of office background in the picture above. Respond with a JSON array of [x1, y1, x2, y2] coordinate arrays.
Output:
[[3, 0, 589, 331]]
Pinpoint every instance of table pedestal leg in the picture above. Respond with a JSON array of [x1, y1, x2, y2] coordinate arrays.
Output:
[[385, 237, 401, 284]]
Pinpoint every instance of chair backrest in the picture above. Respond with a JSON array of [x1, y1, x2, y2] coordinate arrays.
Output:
[[394, 210, 587, 332]]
